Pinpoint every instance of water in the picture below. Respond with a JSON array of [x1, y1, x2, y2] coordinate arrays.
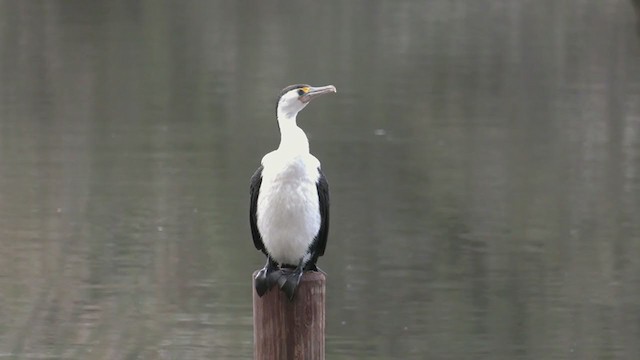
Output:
[[1, 1, 639, 359]]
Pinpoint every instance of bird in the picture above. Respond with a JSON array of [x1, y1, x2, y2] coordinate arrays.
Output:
[[250, 84, 336, 300]]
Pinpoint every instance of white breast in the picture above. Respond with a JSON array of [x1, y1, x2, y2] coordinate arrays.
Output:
[[257, 152, 321, 266]]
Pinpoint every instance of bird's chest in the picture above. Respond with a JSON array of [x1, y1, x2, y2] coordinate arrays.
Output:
[[258, 160, 319, 216], [256, 158, 321, 261]]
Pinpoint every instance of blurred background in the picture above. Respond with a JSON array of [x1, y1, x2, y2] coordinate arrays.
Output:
[[1, 1, 639, 359]]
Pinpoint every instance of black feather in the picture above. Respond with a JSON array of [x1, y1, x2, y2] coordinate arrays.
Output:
[[249, 165, 265, 254], [308, 168, 329, 266]]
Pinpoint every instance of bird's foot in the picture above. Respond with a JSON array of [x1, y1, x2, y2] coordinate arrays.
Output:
[[304, 264, 327, 275], [277, 267, 304, 301], [306, 264, 326, 275], [255, 260, 280, 297]]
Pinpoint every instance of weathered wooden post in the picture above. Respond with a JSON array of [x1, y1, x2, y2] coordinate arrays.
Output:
[[252, 271, 326, 360]]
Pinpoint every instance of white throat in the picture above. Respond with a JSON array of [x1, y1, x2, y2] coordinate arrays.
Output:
[[277, 111, 309, 154]]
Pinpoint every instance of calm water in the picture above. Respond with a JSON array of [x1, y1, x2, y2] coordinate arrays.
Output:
[[1, 1, 640, 359]]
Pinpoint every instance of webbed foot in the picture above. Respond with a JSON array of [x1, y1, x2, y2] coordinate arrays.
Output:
[[278, 267, 303, 301], [255, 258, 280, 296], [305, 264, 326, 275]]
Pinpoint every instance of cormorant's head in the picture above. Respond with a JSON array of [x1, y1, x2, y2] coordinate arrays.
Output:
[[276, 84, 337, 119]]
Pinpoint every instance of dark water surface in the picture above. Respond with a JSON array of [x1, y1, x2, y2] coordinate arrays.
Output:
[[1, 1, 640, 359]]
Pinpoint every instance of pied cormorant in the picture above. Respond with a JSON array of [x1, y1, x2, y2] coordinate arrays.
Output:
[[250, 84, 336, 300]]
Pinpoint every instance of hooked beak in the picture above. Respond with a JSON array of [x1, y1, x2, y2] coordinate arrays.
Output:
[[300, 85, 337, 103]]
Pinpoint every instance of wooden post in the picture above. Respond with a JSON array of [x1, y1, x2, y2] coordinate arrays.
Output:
[[253, 271, 326, 360]]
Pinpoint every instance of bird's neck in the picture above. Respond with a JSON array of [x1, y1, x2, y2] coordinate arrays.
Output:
[[277, 113, 309, 154]]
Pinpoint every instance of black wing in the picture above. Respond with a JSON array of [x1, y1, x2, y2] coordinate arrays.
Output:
[[312, 169, 330, 259], [249, 165, 265, 253]]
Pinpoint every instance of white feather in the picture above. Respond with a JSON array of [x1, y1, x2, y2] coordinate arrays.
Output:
[[257, 152, 321, 265]]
